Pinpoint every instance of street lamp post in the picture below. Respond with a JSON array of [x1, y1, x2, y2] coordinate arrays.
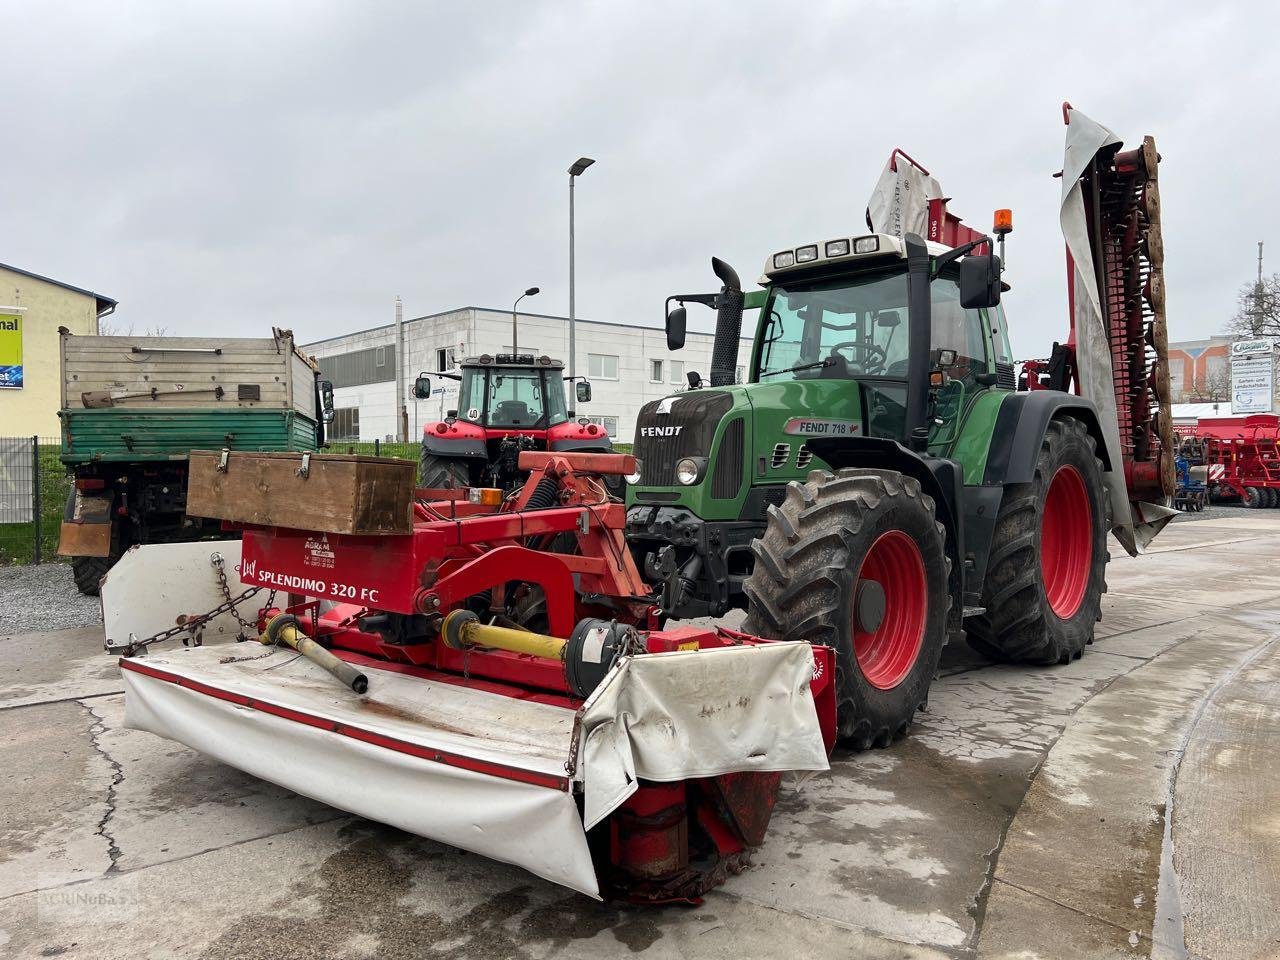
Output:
[[512, 286, 539, 355], [568, 157, 595, 389]]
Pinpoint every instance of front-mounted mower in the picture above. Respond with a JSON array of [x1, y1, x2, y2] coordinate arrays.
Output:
[[105, 450, 832, 902], [626, 106, 1175, 746], [412, 353, 616, 492]]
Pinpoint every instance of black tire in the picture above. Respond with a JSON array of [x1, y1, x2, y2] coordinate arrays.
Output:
[[968, 418, 1108, 665], [1244, 486, 1262, 508], [418, 449, 473, 489], [72, 556, 115, 597], [743, 468, 950, 748], [1267, 488, 1279, 508]]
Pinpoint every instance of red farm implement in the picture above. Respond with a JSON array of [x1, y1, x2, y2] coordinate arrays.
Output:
[[1193, 415, 1280, 508], [107, 451, 833, 902]]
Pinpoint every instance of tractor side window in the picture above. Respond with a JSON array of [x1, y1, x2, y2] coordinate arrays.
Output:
[[543, 372, 569, 426], [990, 304, 1013, 365], [457, 368, 485, 423], [930, 278, 989, 384]]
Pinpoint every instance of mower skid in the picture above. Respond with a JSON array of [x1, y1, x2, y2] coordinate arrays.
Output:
[[119, 639, 827, 899]]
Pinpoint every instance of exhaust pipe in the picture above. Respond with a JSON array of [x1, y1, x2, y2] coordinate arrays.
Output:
[[709, 257, 743, 387]]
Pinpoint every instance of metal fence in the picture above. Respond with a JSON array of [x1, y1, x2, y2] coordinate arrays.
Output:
[[0, 436, 69, 565]]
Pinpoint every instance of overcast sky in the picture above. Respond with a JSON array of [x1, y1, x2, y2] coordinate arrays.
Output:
[[4, 1, 1277, 358]]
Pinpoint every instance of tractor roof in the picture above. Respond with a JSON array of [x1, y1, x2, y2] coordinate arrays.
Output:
[[760, 232, 959, 284], [462, 353, 565, 371]]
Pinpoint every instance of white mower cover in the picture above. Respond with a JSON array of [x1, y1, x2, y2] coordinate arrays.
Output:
[[1060, 107, 1177, 553], [101, 540, 258, 650], [115, 548, 827, 899], [866, 152, 943, 240]]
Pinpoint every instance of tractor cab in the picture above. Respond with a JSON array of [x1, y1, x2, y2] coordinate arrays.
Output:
[[748, 233, 1016, 453], [416, 354, 614, 490]]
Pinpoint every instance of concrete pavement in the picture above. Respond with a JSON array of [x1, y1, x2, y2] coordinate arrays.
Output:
[[1, 515, 1279, 958]]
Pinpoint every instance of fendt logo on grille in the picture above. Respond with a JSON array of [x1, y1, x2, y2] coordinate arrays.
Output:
[[640, 425, 684, 438]]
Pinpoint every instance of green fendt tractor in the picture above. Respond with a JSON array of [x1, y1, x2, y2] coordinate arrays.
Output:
[[626, 115, 1173, 746]]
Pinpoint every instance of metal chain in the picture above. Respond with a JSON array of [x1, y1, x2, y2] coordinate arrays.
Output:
[[119, 586, 262, 657], [212, 552, 274, 636], [115, 551, 269, 657]]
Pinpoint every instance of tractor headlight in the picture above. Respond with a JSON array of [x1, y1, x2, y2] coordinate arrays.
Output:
[[854, 235, 880, 254], [675, 457, 705, 486], [773, 250, 795, 269], [795, 244, 819, 263], [625, 459, 643, 485], [825, 239, 850, 258]]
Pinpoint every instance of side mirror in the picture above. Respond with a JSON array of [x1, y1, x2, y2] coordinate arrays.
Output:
[[576, 380, 592, 404], [319, 380, 335, 423], [666, 305, 687, 351], [960, 255, 1002, 309], [412, 374, 431, 400], [687, 370, 703, 390]]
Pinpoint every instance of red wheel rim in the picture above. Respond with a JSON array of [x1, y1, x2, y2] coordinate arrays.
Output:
[[1040, 465, 1093, 619], [852, 530, 927, 690]]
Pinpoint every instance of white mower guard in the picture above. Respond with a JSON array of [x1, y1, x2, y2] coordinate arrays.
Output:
[[120, 639, 827, 899]]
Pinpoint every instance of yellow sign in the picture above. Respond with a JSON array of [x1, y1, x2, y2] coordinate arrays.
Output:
[[0, 313, 21, 389]]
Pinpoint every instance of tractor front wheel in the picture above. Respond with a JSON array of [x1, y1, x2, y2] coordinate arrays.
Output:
[[743, 469, 950, 748], [418, 450, 473, 489], [968, 418, 1108, 665]]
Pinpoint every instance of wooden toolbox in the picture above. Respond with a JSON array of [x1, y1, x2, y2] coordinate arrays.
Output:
[[187, 450, 415, 535]]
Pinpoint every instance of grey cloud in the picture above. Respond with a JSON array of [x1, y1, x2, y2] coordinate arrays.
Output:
[[3, 0, 1276, 359]]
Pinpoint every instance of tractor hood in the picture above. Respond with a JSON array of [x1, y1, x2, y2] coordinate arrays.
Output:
[[628, 380, 864, 519]]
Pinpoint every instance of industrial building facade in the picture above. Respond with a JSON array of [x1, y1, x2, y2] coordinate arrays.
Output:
[[303, 307, 752, 445]]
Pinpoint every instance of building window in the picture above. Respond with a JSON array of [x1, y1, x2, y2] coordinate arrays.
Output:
[[649, 359, 663, 383], [735, 365, 745, 384], [585, 415, 619, 436], [331, 408, 360, 441], [374, 346, 386, 367], [589, 354, 619, 380], [669, 360, 684, 385], [437, 348, 448, 372]]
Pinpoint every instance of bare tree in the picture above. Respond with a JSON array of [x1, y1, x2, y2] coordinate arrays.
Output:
[[1227, 273, 1280, 338], [1187, 369, 1230, 402], [97, 319, 170, 337]]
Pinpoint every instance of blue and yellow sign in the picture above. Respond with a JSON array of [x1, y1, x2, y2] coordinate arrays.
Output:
[[0, 313, 22, 389]]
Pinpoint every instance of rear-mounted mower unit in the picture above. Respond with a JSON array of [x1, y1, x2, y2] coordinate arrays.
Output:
[[109, 450, 832, 902]]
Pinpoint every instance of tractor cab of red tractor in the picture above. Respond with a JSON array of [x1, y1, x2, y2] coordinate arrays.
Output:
[[414, 353, 616, 491]]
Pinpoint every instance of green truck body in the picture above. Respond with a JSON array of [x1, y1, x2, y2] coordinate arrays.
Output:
[[60, 408, 320, 463], [56, 329, 332, 594]]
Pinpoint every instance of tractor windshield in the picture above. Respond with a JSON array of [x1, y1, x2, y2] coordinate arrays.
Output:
[[756, 271, 910, 382], [457, 367, 569, 429]]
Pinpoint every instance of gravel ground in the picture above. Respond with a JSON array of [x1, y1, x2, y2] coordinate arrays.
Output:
[[0, 563, 102, 636]]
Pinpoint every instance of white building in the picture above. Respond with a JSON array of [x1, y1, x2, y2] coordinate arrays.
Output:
[[302, 306, 753, 444]]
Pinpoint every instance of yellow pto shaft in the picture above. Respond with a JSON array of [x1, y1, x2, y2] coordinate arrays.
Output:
[[441, 609, 567, 661], [260, 613, 369, 694]]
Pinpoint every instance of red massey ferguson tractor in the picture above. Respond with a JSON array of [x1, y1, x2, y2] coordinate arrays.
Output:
[[413, 353, 619, 491]]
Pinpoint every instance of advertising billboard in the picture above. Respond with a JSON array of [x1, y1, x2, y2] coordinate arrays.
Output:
[[1229, 339, 1275, 414], [0, 311, 21, 389]]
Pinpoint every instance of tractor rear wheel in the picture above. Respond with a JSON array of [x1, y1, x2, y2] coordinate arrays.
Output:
[[72, 556, 115, 597], [418, 450, 472, 489], [968, 418, 1108, 665], [743, 468, 950, 748]]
